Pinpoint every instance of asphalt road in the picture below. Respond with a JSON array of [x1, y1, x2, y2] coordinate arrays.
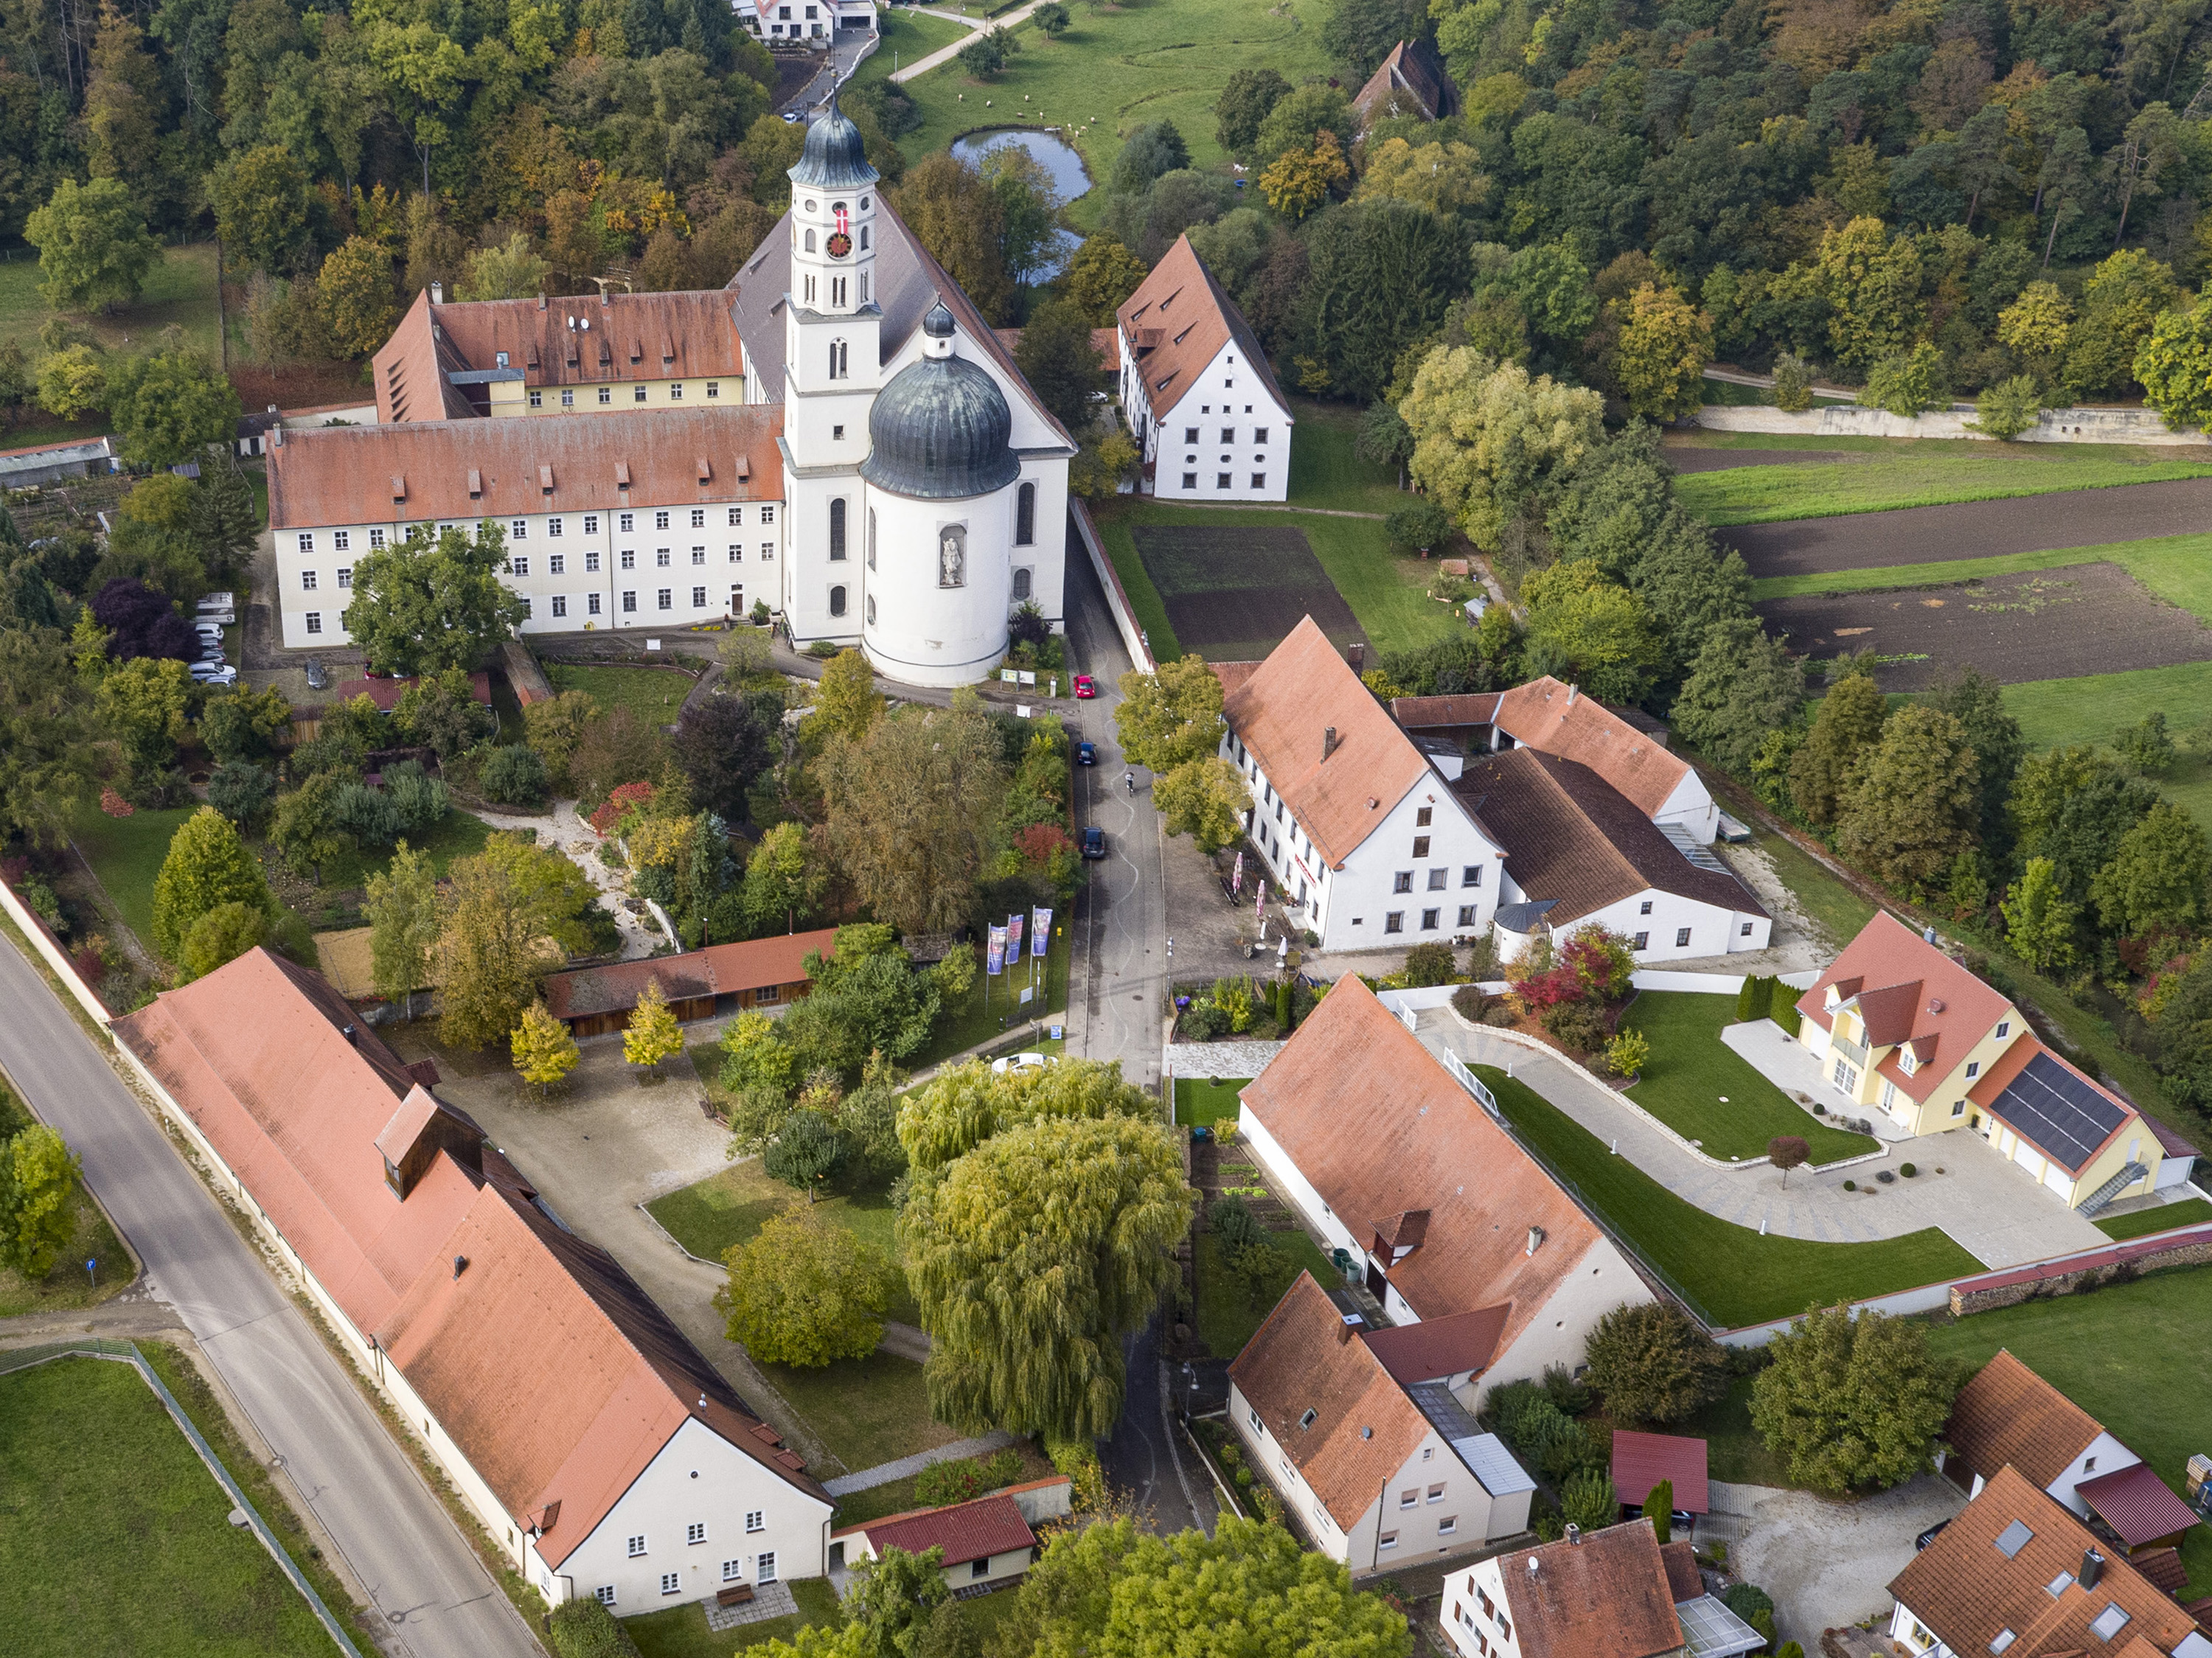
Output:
[[0, 943, 543, 1658], [1060, 539, 1218, 1539], [1719, 476, 2212, 578]]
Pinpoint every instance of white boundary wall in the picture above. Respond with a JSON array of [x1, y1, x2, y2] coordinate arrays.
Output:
[[0, 877, 113, 1025], [1696, 403, 2198, 445]]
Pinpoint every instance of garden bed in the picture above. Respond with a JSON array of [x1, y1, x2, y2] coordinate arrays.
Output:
[[1130, 524, 1366, 663]]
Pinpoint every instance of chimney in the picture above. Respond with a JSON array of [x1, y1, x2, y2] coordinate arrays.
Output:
[[452, 1254, 468, 1279], [341, 1023, 357, 1045], [1565, 1523, 1582, 1546], [1323, 726, 1339, 762], [2080, 1550, 2103, 1590], [1565, 683, 1578, 705], [430, 280, 443, 304], [600, 286, 611, 308], [1335, 1320, 1354, 1345], [1526, 1225, 1545, 1256], [538, 291, 547, 310], [1349, 641, 1366, 673]]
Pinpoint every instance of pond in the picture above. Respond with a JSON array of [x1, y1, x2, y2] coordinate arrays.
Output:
[[950, 126, 1091, 279]]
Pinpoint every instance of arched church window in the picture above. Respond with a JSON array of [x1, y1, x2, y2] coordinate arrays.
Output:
[[1016, 481, 1035, 546], [868, 509, 877, 569], [860, 225, 870, 251], [829, 585, 846, 616], [866, 593, 877, 624], [829, 498, 846, 560], [830, 340, 849, 380], [804, 228, 816, 253], [1012, 567, 1033, 601]]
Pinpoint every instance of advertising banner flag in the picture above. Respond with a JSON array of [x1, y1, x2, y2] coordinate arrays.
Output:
[[1257, 880, 1268, 919], [987, 925, 1007, 975], [1231, 851, 1243, 896], [1006, 911, 1024, 960], [1031, 907, 1052, 958]]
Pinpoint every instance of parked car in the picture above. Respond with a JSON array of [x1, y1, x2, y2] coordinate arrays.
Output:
[[200, 644, 228, 663], [1077, 741, 1096, 766], [1916, 1520, 1950, 1551], [194, 621, 224, 641], [989, 1051, 1050, 1075], [189, 662, 237, 686], [1081, 826, 1105, 859], [305, 657, 328, 691], [1072, 674, 1098, 698]]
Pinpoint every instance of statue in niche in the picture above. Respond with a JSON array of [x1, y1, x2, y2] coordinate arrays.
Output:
[[938, 525, 966, 588]]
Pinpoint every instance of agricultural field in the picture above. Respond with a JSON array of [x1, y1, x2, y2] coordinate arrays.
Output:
[[886, 0, 1340, 227], [1130, 523, 1364, 661], [1675, 437, 2212, 529]]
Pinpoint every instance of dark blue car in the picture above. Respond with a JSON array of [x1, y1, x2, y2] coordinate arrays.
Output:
[[1082, 826, 1106, 859], [1077, 741, 1096, 766]]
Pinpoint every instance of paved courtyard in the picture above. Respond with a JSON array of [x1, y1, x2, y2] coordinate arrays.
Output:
[[1722, 1018, 1901, 1138], [1711, 1473, 1965, 1650], [1420, 1014, 2111, 1269]]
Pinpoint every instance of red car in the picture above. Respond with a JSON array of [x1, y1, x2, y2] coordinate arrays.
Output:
[[1073, 674, 1098, 698]]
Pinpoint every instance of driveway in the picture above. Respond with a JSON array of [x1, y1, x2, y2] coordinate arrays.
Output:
[[1714, 1473, 1964, 1650], [1419, 1013, 2110, 1269]]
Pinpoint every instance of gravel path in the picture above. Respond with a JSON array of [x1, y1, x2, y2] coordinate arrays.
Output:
[[1720, 476, 2212, 577], [1714, 1473, 1964, 1650]]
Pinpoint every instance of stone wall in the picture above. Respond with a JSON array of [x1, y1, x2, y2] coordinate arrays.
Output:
[[1948, 1228, 2212, 1316], [1696, 403, 2199, 445]]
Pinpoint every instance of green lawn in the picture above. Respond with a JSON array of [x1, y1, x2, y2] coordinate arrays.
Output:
[[2097, 1197, 2212, 1240], [0, 1354, 339, 1656], [545, 662, 701, 726], [645, 1158, 922, 1326], [851, 5, 971, 83], [1752, 829, 1878, 954], [69, 798, 198, 950], [1287, 399, 1408, 516], [1924, 1266, 2212, 1595], [758, 1349, 964, 1474], [1194, 1227, 1340, 1359], [1618, 992, 1875, 1165], [1095, 502, 1461, 664], [1174, 1076, 1248, 1127], [0, 243, 223, 360], [887, 0, 1339, 229], [1675, 440, 2212, 526], [625, 1577, 841, 1657], [907, 922, 1071, 1068], [1482, 1065, 1983, 1329], [1671, 1375, 1796, 1488]]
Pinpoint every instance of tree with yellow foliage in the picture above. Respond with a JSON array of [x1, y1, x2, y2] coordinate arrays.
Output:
[[1613, 283, 1714, 422], [1259, 130, 1349, 223], [511, 1000, 580, 1097], [625, 978, 686, 1076]]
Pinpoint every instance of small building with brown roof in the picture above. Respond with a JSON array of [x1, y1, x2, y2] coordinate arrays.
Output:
[[1217, 616, 1508, 952], [540, 928, 838, 1037], [1454, 745, 1769, 964], [1613, 1431, 1710, 1522], [1354, 38, 1461, 122], [1115, 234, 1294, 503], [830, 1488, 1047, 1594], [1942, 1351, 2198, 1557], [1444, 1519, 1766, 1658], [1796, 915, 2168, 1211], [1237, 973, 1655, 1393], [111, 947, 833, 1614], [1887, 1466, 2212, 1658], [1231, 1272, 1536, 1569]]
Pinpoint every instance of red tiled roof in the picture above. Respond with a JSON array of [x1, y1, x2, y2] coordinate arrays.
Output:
[[540, 930, 838, 1020], [1611, 1430, 1709, 1515], [1660, 1539, 1703, 1603], [1392, 693, 1503, 731], [1358, 1303, 1509, 1386], [1221, 617, 1432, 868], [2077, 1462, 2202, 1549], [330, 671, 493, 713], [1230, 1272, 1437, 1532], [849, 1491, 1036, 1568], [1794, 912, 2016, 1105], [1888, 1466, 2198, 1658], [1239, 976, 1605, 1339], [1116, 234, 1289, 422], [268, 405, 784, 530], [1944, 1349, 2104, 1491], [1495, 1522, 1684, 1658], [1490, 678, 1694, 820]]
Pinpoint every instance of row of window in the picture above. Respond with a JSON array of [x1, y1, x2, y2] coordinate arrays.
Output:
[[594, 1551, 777, 1606], [1382, 906, 1483, 934], [293, 506, 776, 555], [627, 1516, 764, 1556], [1394, 868, 1484, 894], [1181, 473, 1267, 491], [527, 380, 723, 409], [299, 545, 777, 593], [1180, 426, 1271, 445], [299, 582, 734, 634]]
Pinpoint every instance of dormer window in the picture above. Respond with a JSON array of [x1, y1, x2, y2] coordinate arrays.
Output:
[[1298, 1409, 1317, 1430], [1825, 986, 1840, 1009], [495, 351, 509, 368], [1900, 1051, 1917, 1076]]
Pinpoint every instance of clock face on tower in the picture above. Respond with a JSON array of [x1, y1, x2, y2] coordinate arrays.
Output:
[[827, 231, 852, 259]]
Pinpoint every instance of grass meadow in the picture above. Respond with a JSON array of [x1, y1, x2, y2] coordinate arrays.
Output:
[[0, 243, 223, 369], [1617, 992, 1875, 1165]]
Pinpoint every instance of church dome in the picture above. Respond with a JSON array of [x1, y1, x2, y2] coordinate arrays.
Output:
[[787, 94, 878, 191], [861, 340, 1022, 501]]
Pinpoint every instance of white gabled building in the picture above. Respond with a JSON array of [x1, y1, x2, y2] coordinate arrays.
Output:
[[1115, 234, 1293, 504], [111, 949, 834, 1615], [1217, 616, 1506, 953]]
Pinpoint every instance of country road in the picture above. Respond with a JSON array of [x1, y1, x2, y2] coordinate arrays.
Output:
[[0, 941, 543, 1658]]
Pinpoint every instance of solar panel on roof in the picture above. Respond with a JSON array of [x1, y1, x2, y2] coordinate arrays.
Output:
[[1990, 1051, 2128, 1173]]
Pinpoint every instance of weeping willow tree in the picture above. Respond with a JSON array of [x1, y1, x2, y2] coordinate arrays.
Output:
[[897, 1076, 1194, 1441]]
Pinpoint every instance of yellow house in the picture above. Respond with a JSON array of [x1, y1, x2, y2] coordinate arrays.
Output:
[[1796, 913, 2165, 1212], [372, 288, 745, 422]]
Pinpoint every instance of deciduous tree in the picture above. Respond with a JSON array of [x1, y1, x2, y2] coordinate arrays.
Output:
[[364, 841, 440, 1012], [316, 236, 400, 358], [1259, 130, 1349, 222], [1834, 706, 1980, 896], [1152, 756, 1249, 852], [1582, 1300, 1730, 1427], [1769, 1135, 1809, 1188], [1518, 562, 1662, 706], [892, 153, 1013, 325], [2090, 801, 2211, 938], [180, 899, 269, 980], [151, 806, 274, 963], [1015, 299, 1105, 433], [2133, 298, 2212, 432], [807, 647, 885, 747], [0, 1125, 83, 1278], [1613, 285, 1713, 422], [511, 1000, 580, 1096], [624, 978, 686, 1074], [675, 692, 776, 823], [1214, 68, 1291, 160], [25, 178, 159, 313], [213, 143, 313, 273], [1670, 618, 1805, 777], [199, 684, 292, 764], [1063, 233, 1150, 325], [1788, 670, 1886, 826], [342, 525, 529, 675], [104, 344, 243, 470], [717, 1205, 894, 1365], [1402, 348, 1605, 548], [820, 701, 1006, 934], [1114, 655, 1225, 773], [1750, 1304, 1957, 1496], [742, 820, 826, 935]]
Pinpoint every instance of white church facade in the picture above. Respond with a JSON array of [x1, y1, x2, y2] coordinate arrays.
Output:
[[268, 96, 1075, 690]]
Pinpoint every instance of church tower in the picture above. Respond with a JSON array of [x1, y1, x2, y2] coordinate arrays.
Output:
[[782, 92, 883, 456]]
